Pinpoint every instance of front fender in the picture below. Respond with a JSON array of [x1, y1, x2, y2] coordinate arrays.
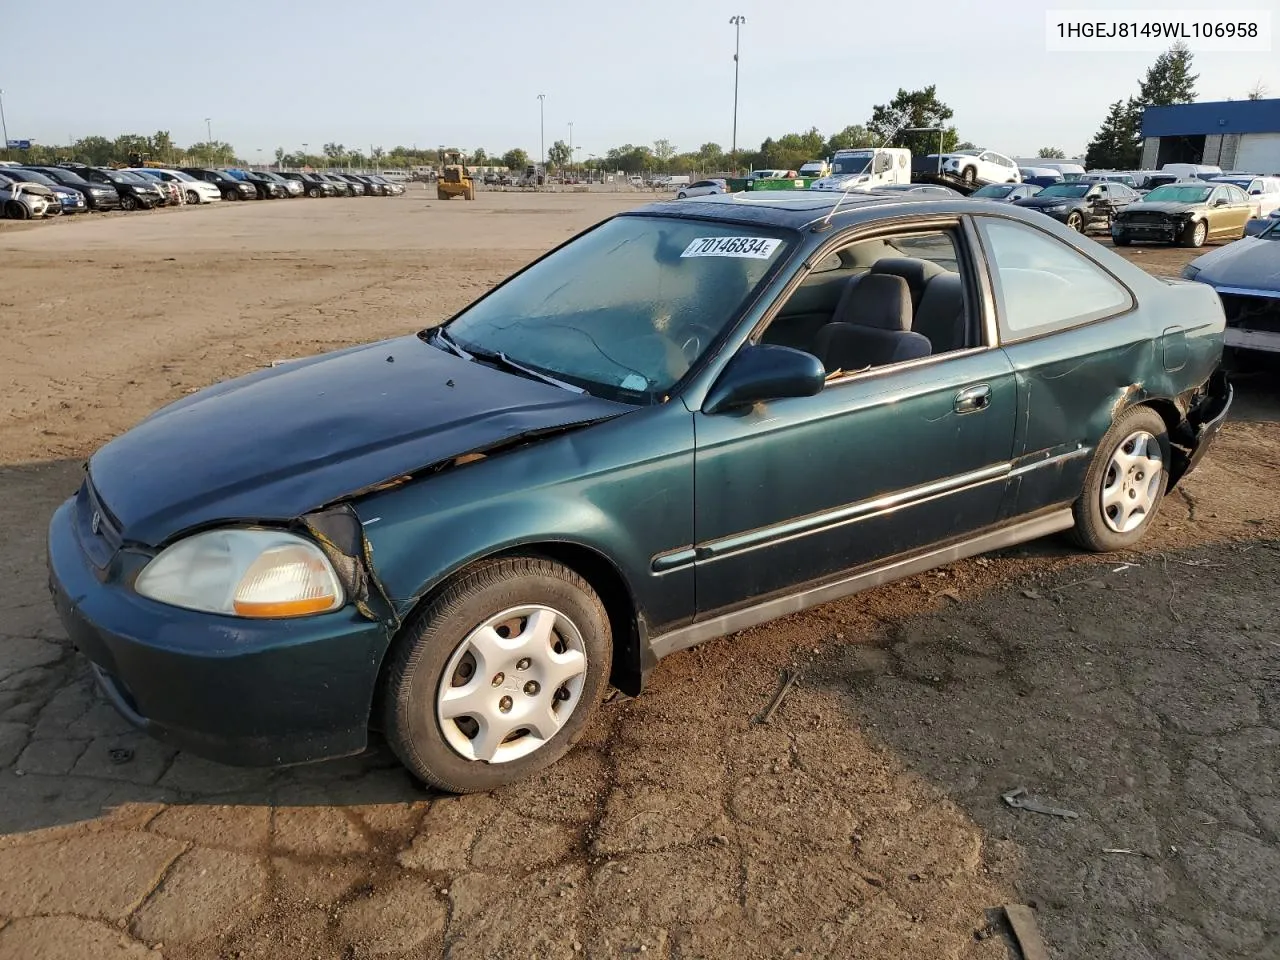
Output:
[[351, 405, 697, 642]]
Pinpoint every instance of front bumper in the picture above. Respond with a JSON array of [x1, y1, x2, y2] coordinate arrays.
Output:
[[46, 493, 393, 767], [1112, 219, 1182, 243]]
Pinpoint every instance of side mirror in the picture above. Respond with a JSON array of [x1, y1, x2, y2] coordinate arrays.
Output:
[[1249, 188, 1262, 195], [1213, 198, 1229, 207], [704, 344, 827, 415]]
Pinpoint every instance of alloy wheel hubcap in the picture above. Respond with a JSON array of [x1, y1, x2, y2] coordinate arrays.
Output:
[[1101, 430, 1163, 533], [436, 605, 587, 763]]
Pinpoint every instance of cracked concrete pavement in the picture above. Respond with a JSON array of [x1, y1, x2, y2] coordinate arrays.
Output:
[[1, 194, 1277, 959]]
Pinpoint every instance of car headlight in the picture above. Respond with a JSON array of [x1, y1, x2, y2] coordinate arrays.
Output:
[[134, 528, 345, 618], [1181, 264, 1201, 281]]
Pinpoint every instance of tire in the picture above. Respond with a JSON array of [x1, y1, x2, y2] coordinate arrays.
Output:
[[677, 192, 687, 200], [961, 166, 976, 185], [382, 557, 613, 793], [1066, 211, 1084, 232], [120, 194, 139, 211], [1112, 233, 1131, 246], [1181, 219, 1207, 248], [223, 189, 238, 201], [308, 187, 321, 198], [1070, 405, 1170, 552], [186, 190, 201, 204], [465, 186, 475, 201], [5, 199, 30, 220]]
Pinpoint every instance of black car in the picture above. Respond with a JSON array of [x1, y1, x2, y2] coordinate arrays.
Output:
[[1013, 180, 1137, 233], [320, 173, 357, 196], [180, 168, 258, 201], [339, 174, 375, 195], [236, 170, 288, 199], [281, 172, 337, 198], [253, 171, 304, 197], [352, 175, 386, 196], [23, 166, 121, 210], [971, 183, 1043, 203], [64, 166, 166, 211]]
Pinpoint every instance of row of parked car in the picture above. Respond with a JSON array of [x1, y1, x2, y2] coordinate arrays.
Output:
[[969, 174, 1280, 247], [0, 162, 405, 219]]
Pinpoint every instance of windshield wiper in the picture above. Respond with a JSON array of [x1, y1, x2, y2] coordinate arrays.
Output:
[[493, 352, 586, 394], [465, 344, 586, 394], [432, 327, 473, 361]]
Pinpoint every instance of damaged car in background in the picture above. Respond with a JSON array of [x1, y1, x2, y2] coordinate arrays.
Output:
[[1182, 215, 1280, 355], [48, 191, 1232, 793]]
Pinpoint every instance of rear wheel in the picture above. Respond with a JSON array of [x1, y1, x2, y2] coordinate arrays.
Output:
[[1071, 405, 1169, 552], [1066, 211, 1084, 232], [382, 557, 612, 793], [962, 166, 976, 185], [1182, 219, 1208, 248]]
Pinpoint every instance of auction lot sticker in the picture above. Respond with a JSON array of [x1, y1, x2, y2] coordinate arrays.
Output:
[[681, 236, 781, 259]]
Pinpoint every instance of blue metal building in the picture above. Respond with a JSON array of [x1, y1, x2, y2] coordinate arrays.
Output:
[[1141, 99, 1280, 173]]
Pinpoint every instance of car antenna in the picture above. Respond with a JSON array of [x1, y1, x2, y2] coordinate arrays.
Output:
[[816, 123, 901, 232]]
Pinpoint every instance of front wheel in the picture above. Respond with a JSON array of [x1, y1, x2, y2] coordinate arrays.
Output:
[[677, 192, 687, 200], [1182, 219, 1208, 248], [1071, 405, 1170, 552], [186, 190, 201, 204], [1066, 211, 1084, 232], [120, 195, 139, 211], [1112, 233, 1131, 246], [382, 557, 613, 793]]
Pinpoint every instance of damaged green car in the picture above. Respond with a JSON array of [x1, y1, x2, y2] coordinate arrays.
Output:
[[49, 191, 1231, 791]]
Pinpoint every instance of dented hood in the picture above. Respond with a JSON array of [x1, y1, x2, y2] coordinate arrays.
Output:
[[89, 335, 630, 545]]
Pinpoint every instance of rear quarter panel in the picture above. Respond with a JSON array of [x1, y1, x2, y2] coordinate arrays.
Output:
[[996, 239, 1224, 517]]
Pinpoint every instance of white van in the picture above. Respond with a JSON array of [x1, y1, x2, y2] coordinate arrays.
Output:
[[661, 175, 691, 189], [1161, 162, 1223, 181], [798, 160, 831, 179], [1026, 160, 1086, 180]]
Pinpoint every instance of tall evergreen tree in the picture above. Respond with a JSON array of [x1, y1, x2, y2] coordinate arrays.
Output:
[[1138, 42, 1198, 106]]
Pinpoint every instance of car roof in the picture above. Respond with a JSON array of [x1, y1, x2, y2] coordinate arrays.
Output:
[[626, 190, 1024, 231]]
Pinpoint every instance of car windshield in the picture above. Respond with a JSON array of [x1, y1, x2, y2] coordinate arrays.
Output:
[[43, 168, 89, 185], [12, 169, 58, 186], [1144, 185, 1212, 203], [1216, 179, 1254, 189], [165, 170, 197, 182], [1039, 184, 1090, 198], [973, 184, 1014, 198], [107, 171, 148, 184], [831, 153, 872, 176], [441, 215, 793, 402]]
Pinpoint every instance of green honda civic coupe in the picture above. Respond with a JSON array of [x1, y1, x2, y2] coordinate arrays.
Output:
[[48, 191, 1232, 792]]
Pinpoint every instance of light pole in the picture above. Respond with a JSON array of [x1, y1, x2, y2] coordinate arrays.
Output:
[[0, 89, 10, 159], [204, 117, 212, 143], [729, 16, 745, 174], [537, 93, 546, 180], [568, 121, 573, 178]]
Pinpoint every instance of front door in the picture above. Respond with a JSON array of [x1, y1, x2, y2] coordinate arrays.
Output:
[[691, 222, 1017, 616]]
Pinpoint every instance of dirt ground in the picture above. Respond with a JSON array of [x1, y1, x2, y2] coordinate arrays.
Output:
[[1, 190, 1277, 960]]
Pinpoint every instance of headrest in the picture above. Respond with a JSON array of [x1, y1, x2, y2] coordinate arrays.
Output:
[[871, 257, 947, 301], [835, 273, 912, 332]]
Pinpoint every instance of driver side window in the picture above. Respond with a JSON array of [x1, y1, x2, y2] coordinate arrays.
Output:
[[759, 228, 976, 376]]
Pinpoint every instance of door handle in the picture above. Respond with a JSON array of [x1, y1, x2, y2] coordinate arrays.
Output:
[[954, 384, 992, 414]]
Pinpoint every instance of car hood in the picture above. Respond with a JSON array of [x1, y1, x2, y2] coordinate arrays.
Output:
[[1014, 196, 1082, 208], [1191, 235, 1280, 292], [88, 334, 631, 545], [1118, 201, 1202, 215]]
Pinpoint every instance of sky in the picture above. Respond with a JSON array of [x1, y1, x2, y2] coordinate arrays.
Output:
[[3, 0, 1277, 162]]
